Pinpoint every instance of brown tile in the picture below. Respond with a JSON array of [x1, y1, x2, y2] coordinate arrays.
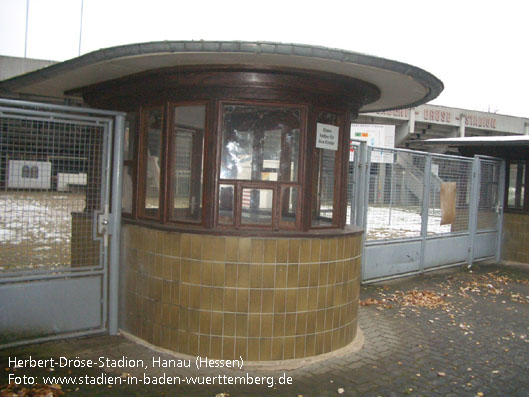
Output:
[[319, 262, 329, 286], [328, 261, 336, 285], [171, 259, 181, 281], [309, 263, 319, 287], [262, 290, 274, 313], [199, 311, 211, 334], [180, 234, 191, 258], [199, 334, 210, 357], [298, 264, 309, 287], [200, 287, 212, 310], [329, 238, 338, 261], [201, 262, 212, 286], [316, 309, 325, 332], [261, 314, 273, 337], [170, 233, 181, 257], [277, 239, 289, 263], [260, 338, 272, 360], [179, 308, 189, 331], [248, 313, 260, 337], [286, 289, 297, 313], [189, 285, 201, 309], [153, 324, 162, 346], [236, 313, 248, 337], [170, 329, 179, 351], [262, 265, 275, 288], [310, 239, 321, 262], [332, 329, 340, 350], [222, 262, 236, 287], [317, 286, 327, 309], [337, 237, 345, 260], [181, 259, 191, 283], [335, 261, 344, 284], [285, 313, 296, 336], [251, 239, 264, 263], [189, 309, 200, 332], [211, 263, 225, 287], [189, 261, 201, 285], [237, 264, 250, 288], [324, 309, 334, 332], [264, 239, 276, 263], [210, 336, 222, 359], [202, 236, 216, 261], [225, 237, 239, 262], [223, 288, 236, 312], [210, 312, 223, 336], [306, 311, 316, 334], [314, 332, 324, 355], [287, 264, 299, 288], [295, 335, 305, 358], [222, 337, 235, 360], [296, 312, 307, 335], [152, 278, 162, 301], [320, 239, 330, 262], [161, 304, 171, 327], [305, 334, 316, 357], [271, 337, 284, 360], [299, 240, 311, 264], [190, 234, 203, 260], [283, 336, 295, 359], [224, 313, 235, 336], [178, 330, 189, 354], [326, 286, 335, 307], [171, 306, 179, 329], [249, 289, 261, 313], [239, 238, 252, 263], [162, 280, 171, 304], [250, 264, 263, 288], [162, 257, 172, 280], [297, 288, 308, 312], [247, 338, 260, 361], [188, 333, 199, 356], [273, 314, 285, 337], [288, 240, 300, 263], [275, 265, 287, 288], [274, 290, 286, 313], [323, 330, 332, 353], [213, 237, 226, 262], [236, 288, 249, 312], [235, 337, 247, 360]]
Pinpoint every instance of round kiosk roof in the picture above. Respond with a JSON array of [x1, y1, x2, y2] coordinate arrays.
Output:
[[0, 41, 443, 112]]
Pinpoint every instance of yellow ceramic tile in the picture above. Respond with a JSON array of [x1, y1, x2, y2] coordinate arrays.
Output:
[[199, 334, 210, 357], [189, 309, 200, 332], [260, 338, 272, 360], [180, 234, 191, 258], [170, 329, 179, 351], [251, 239, 264, 263], [297, 289, 308, 312], [210, 312, 223, 335], [189, 262, 201, 285], [248, 314, 260, 337], [284, 313, 296, 336], [248, 265, 262, 289], [237, 264, 250, 288], [213, 237, 226, 262], [276, 239, 289, 263], [283, 336, 295, 359], [299, 240, 311, 264], [202, 236, 216, 261], [171, 306, 179, 329], [190, 234, 203, 260], [162, 280, 171, 304], [337, 237, 345, 260], [189, 285, 201, 309], [236, 313, 248, 337], [200, 287, 212, 310], [236, 288, 249, 312], [335, 261, 344, 284], [328, 261, 336, 285], [287, 264, 299, 289], [199, 311, 211, 334], [210, 336, 222, 359], [211, 262, 225, 287], [263, 239, 277, 263], [247, 339, 260, 361], [306, 311, 316, 334], [170, 232, 181, 257], [317, 286, 327, 310], [274, 290, 286, 313], [249, 290, 261, 313], [324, 309, 333, 332], [329, 238, 337, 261], [235, 337, 247, 360], [295, 335, 305, 359], [275, 265, 287, 289], [211, 288, 224, 311], [271, 337, 284, 360], [298, 264, 309, 287], [238, 238, 252, 263], [305, 334, 316, 357], [181, 259, 191, 283], [188, 333, 199, 356], [316, 309, 325, 333], [162, 257, 172, 280], [273, 314, 285, 337], [310, 239, 321, 263], [222, 337, 235, 360], [224, 313, 235, 336], [288, 240, 300, 263], [171, 258, 181, 281], [261, 290, 274, 313], [201, 262, 212, 286], [161, 304, 171, 327], [223, 288, 236, 312], [178, 330, 189, 355], [309, 263, 319, 287], [153, 324, 162, 346], [323, 330, 332, 353], [320, 239, 330, 262], [286, 289, 297, 313], [225, 237, 239, 262], [260, 314, 273, 337], [262, 265, 275, 288], [171, 282, 180, 305]]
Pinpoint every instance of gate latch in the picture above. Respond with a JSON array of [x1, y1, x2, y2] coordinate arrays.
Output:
[[494, 204, 503, 214], [97, 212, 111, 235]]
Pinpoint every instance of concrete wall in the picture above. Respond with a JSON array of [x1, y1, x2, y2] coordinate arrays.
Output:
[[0, 56, 56, 82]]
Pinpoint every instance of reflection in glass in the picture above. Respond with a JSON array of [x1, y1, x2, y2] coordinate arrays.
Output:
[[170, 105, 205, 222], [220, 105, 300, 182], [508, 162, 525, 209], [241, 188, 273, 225], [124, 113, 136, 161], [122, 165, 133, 213], [143, 108, 162, 212], [218, 184, 234, 225], [281, 186, 298, 227], [312, 112, 340, 226]]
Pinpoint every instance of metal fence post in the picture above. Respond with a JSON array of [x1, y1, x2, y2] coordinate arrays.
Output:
[[108, 113, 125, 335], [419, 154, 432, 273], [467, 155, 481, 267], [361, 145, 371, 282], [495, 160, 506, 262]]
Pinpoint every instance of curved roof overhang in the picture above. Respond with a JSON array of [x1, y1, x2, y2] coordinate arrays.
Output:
[[0, 41, 443, 113]]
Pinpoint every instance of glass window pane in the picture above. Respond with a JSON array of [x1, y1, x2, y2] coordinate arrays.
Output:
[[281, 186, 298, 227], [122, 165, 133, 213], [241, 188, 274, 225], [142, 108, 162, 214], [124, 112, 136, 161], [218, 184, 234, 225], [170, 105, 205, 222], [507, 162, 525, 209], [312, 112, 341, 226], [220, 105, 300, 182]]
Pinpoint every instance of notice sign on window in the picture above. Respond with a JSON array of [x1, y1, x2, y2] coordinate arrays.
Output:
[[316, 123, 339, 151]]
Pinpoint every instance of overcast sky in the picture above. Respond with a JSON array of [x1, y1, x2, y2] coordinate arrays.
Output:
[[0, 0, 528, 118]]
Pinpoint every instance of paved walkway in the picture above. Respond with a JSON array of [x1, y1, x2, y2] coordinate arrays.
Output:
[[2, 262, 529, 396]]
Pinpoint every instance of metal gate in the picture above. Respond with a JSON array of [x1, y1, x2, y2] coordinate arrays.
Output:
[[349, 141, 505, 282], [0, 99, 125, 347]]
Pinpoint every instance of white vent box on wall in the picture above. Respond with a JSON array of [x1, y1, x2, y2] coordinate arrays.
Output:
[[8, 160, 52, 189]]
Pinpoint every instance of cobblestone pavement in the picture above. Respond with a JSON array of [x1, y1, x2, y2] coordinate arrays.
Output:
[[2, 262, 529, 396]]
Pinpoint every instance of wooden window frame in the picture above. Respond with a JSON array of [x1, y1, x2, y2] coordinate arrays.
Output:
[[122, 111, 139, 218], [505, 159, 529, 213]]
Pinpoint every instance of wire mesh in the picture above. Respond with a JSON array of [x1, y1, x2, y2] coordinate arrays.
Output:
[[477, 160, 500, 230], [427, 156, 473, 235], [346, 141, 360, 225], [366, 148, 426, 240], [0, 116, 105, 273]]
